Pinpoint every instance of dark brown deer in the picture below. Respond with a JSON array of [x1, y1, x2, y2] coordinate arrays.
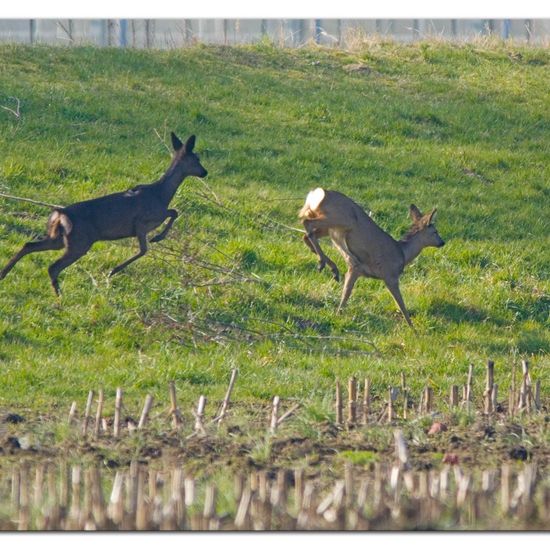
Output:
[[0, 133, 207, 295], [299, 188, 445, 327]]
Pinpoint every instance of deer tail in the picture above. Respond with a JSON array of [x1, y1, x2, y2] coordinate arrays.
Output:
[[299, 187, 326, 219], [47, 209, 73, 239]]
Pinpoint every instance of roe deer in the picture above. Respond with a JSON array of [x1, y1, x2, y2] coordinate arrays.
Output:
[[0, 133, 207, 295], [299, 188, 445, 327]]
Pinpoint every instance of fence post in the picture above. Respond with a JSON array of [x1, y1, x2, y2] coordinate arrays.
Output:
[[412, 19, 420, 40], [314, 19, 322, 43], [119, 19, 128, 47], [525, 20, 533, 42], [451, 19, 457, 37], [29, 20, 36, 44], [502, 19, 511, 40]]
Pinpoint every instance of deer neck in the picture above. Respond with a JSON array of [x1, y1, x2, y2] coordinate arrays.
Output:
[[398, 234, 426, 267], [158, 162, 188, 204]]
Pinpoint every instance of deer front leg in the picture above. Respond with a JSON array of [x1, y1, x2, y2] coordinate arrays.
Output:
[[384, 278, 415, 329], [109, 231, 148, 277], [337, 268, 360, 313], [302, 220, 340, 282], [149, 209, 178, 243]]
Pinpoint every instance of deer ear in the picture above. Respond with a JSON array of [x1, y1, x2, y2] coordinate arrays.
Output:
[[184, 135, 196, 153], [427, 209, 437, 224], [409, 204, 423, 222], [171, 132, 184, 151]]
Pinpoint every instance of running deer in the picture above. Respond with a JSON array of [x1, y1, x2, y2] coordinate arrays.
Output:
[[0, 133, 207, 295], [299, 188, 445, 327]]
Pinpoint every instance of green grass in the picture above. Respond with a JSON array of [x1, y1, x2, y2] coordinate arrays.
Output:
[[0, 41, 548, 420]]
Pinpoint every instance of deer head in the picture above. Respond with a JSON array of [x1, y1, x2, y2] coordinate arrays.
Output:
[[408, 204, 445, 248], [171, 132, 208, 178]]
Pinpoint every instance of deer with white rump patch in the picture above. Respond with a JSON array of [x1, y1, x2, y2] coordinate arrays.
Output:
[[0, 133, 207, 295], [299, 188, 445, 327]]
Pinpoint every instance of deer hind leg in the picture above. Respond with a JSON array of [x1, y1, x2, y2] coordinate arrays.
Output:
[[109, 231, 148, 278], [149, 209, 178, 243], [384, 278, 415, 329], [302, 221, 340, 282], [48, 243, 91, 296], [0, 237, 63, 281], [337, 267, 360, 313]]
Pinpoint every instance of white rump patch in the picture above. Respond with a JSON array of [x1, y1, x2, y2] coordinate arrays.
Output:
[[305, 187, 325, 210]]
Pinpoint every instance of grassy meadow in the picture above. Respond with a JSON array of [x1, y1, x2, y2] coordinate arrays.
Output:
[[0, 40, 548, 430]]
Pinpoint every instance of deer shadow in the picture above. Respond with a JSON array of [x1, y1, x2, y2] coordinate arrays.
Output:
[[427, 299, 508, 328]]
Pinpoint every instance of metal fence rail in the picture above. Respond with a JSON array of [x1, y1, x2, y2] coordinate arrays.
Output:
[[0, 19, 548, 48]]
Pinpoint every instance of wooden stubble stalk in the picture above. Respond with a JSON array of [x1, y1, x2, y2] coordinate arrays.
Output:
[[194, 395, 206, 434], [509, 361, 517, 416], [11, 467, 20, 510], [68, 401, 77, 425], [114, 388, 122, 438], [216, 368, 238, 424], [136, 467, 148, 530], [294, 469, 304, 511], [335, 380, 343, 425], [501, 464, 510, 514], [491, 384, 498, 413], [138, 394, 154, 429], [69, 466, 81, 525], [347, 376, 357, 426], [270, 396, 280, 434], [82, 390, 94, 436], [534, 380, 541, 412], [466, 364, 474, 409], [401, 373, 408, 420], [421, 386, 433, 414], [109, 471, 124, 526], [363, 378, 370, 425], [518, 360, 530, 412], [394, 429, 410, 468], [93, 389, 104, 438], [203, 483, 217, 524], [450, 385, 459, 408], [18, 464, 29, 531], [91, 467, 106, 529], [484, 360, 494, 414], [235, 486, 252, 529], [34, 464, 44, 508], [387, 387, 394, 423], [168, 381, 182, 429]]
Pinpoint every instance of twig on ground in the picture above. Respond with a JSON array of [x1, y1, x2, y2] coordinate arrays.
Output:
[[1, 97, 20, 119], [276, 403, 300, 426], [0, 191, 63, 209]]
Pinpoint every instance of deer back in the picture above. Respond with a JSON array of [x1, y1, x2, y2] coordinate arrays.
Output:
[[302, 188, 405, 279]]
